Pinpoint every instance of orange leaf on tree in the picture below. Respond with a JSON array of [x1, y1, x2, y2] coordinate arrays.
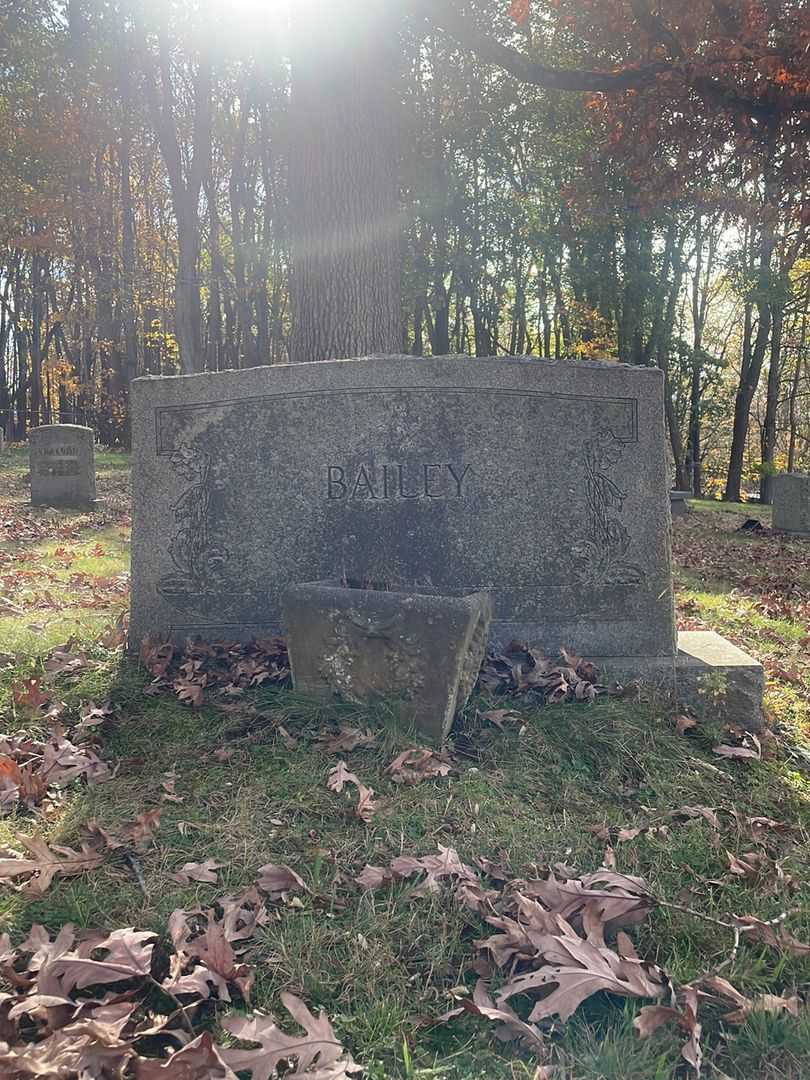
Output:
[[508, 0, 530, 25]]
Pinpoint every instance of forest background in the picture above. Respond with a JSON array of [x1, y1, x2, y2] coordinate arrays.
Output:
[[2, 0, 809, 502]]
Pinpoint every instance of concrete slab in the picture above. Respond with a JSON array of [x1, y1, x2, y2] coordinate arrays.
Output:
[[676, 630, 763, 732]]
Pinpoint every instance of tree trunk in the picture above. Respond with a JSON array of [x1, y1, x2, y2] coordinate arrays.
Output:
[[787, 315, 806, 472], [760, 303, 784, 504], [288, 2, 402, 363], [725, 298, 772, 502]]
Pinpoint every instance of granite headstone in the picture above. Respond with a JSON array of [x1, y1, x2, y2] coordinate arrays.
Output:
[[29, 425, 96, 509], [129, 356, 676, 668], [773, 472, 810, 535]]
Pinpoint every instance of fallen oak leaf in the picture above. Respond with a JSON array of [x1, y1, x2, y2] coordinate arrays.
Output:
[[219, 990, 360, 1077], [355, 864, 394, 890], [724, 993, 801, 1024], [439, 978, 545, 1054], [171, 858, 221, 885], [84, 809, 162, 851], [674, 715, 698, 736], [175, 680, 205, 708], [256, 862, 307, 900], [726, 850, 773, 881], [387, 747, 452, 785], [11, 677, 50, 711], [137, 1032, 238, 1078], [0, 835, 105, 894], [519, 869, 655, 934], [327, 761, 377, 822], [326, 761, 360, 793], [479, 708, 523, 730], [391, 845, 480, 896], [713, 735, 761, 761], [634, 987, 702, 1074], [52, 929, 157, 992], [496, 915, 667, 1022], [0, 756, 22, 788], [697, 973, 800, 1025], [77, 700, 114, 730], [354, 783, 377, 824], [672, 805, 721, 832], [735, 915, 810, 957], [315, 724, 377, 753]]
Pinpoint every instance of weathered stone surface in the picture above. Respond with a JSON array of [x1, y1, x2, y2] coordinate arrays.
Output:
[[129, 355, 675, 660], [670, 490, 691, 518], [676, 630, 764, 732], [773, 472, 810, 535], [29, 425, 96, 508], [284, 582, 492, 741]]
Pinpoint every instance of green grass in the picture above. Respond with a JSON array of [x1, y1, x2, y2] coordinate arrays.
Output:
[[690, 498, 772, 519], [1, 453, 809, 1078], [4, 667, 810, 1078]]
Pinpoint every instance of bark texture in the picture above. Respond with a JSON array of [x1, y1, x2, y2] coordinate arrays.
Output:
[[288, 2, 403, 364]]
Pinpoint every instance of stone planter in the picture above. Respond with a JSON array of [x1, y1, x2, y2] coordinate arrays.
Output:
[[283, 581, 492, 742]]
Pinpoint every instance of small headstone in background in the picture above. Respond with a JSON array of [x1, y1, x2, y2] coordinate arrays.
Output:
[[669, 490, 691, 518], [29, 424, 96, 509], [773, 472, 810, 535]]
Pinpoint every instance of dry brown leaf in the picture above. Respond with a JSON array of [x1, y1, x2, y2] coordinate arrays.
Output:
[[672, 805, 721, 832], [0, 835, 104, 894], [315, 725, 377, 753], [171, 858, 221, 885], [326, 761, 361, 793], [52, 929, 157, 992], [712, 735, 761, 761], [391, 845, 479, 897], [77, 700, 114, 730], [85, 809, 162, 851], [277, 724, 299, 751], [724, 993, 801, 1024], [355, 864, 394, 890], [439, 978, 545, 1054], [354, 783, 377, 823], [387, 748, 452, 785], [175, 680, 205, 708], [11, 677, 51, 712], [697, 972, 800, 1025], [220, 991, 360, 1077], [735, 915, 810, 957], [674, 715, 698, 736], [479, 708, 523, 730], [496, 915, 667, 1022], [137, 1032, 238, 1078], [617, 828, 643, 843], [256, 862, 307, 899], [0, 755, 22, 787], [587, 824, 611, 842], [327, 761, 377, 822], [634, 986, 702, 1073], [519, 869, 654, 934]]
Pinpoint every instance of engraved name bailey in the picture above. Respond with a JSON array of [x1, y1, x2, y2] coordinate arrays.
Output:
[[327, 462, 473, 500]]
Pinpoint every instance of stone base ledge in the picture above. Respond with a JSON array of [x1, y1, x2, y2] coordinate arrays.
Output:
[[594, 631, 764, 732]]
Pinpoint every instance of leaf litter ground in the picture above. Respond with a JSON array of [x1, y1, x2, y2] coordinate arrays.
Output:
[[0, 456, 809, 1078]]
